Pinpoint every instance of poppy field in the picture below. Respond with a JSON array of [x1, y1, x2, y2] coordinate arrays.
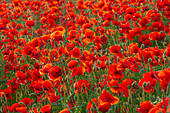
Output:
[[0, 0, 170, 112]]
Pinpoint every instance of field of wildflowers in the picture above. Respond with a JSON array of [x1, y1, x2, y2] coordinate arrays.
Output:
[[0, 0, 170, 112]]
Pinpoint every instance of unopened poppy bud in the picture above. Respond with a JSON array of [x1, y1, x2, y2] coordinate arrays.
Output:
[[104, 52, 108, 56], [120, 48, 123, 52], [143, 82, 147, 88], [93, 66, 99, 71], [146, 81, 150, 87], [117, 57, 120, 62], [128, 85, 131, 89], [154, 56, 158, 61], [106, 60, 108, 65], [163, 42, 166, 47], [141, 44, 145, 49], [97, 87, 101, 93], [163, 50, 167, 59], [164, 37, 167, 41], [102, 50, 106, 54], [59, 41, 64, 46], [148, 58, 152, 63], [97, 59, 100, 65], [132, 81, 137, 88], [97, 53, 101, 57]]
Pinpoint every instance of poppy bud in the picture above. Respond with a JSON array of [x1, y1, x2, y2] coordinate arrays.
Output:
[[163, 42, 166, 48], [132, 81, 137, 88], [97, 87, 102, 93], [154, 56, 158, 61], [148, 58, 152, 63], [128, 85, 131, 89], [106, 60, 108, 65], [146, 81, 150, 87], [143, 82, 147, 88], [98, 102, 111, 113], [97, 59, 100, 65], [141, 44, 145, 49], [97, 53, 101, 57], [59, 41, 64, 46], [93, 66, 99, 71], [163, 50, 167, 59]]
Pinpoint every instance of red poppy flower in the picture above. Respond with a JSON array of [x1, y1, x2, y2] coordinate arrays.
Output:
[[70, 47, 82, 59], [149, 31, 167, 41], [82, 23, 92, 29], [40, 16, 48, 24], [136, 101, 154, 113], [59, 108, 70, 113], [27, 37, 39, 48], [138, 72, 157, 93], [16, 106, 28, 113], [1, 88, 13, 100], [148, 107, 166, 113], [7, 77, 19, 93], [3, 105, 11, 113], [87, 98, 98, 113], [128, 43, 139, 55], [108, 79, 122, 95], [126, 30, 136, 41], [98, 89, 119, 105], [48, 93, 60, 103], [67, 60, 78, 70], [102, 20, 110, 27], [158, 68, 170, 91], [16, 38, 26, 48], [73, 79, 90, 93], [108, 63, 124, 79], [85, 29, 95, 38], [139, 17, 150, 30], [29, 107, 38, 113], [67, 30, 77, 40], [50, 31, 64, 44], [149, 21, 164, 31], [98, 101, 111, 113], [40, 63, 53, 75], [49, 49, 60, 60], [166, 45, 170, 57], [49, 66, 62, 81], [97, 60, 106, 70], [66, 42, 75, 52], [41, 34, 50, 42], [42, 80, 54, 93], [20, 28, 29, 35], [155, 98, 169, 110], [16, 71, 27, 84], [23, 46, 32, 55], [25, 20, 35, 28], [126, 7, 136, 14], [40, 104, 51, 113], [137, 49, 154, 63], [76, 16, 85, 25], [19, 98, 34, 106], [109, 45, 121, 55], [9, 103, 22, 112], [28, 81, 43, 93], [31, 69, 42, 81], [71, 66, 86, 77]]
